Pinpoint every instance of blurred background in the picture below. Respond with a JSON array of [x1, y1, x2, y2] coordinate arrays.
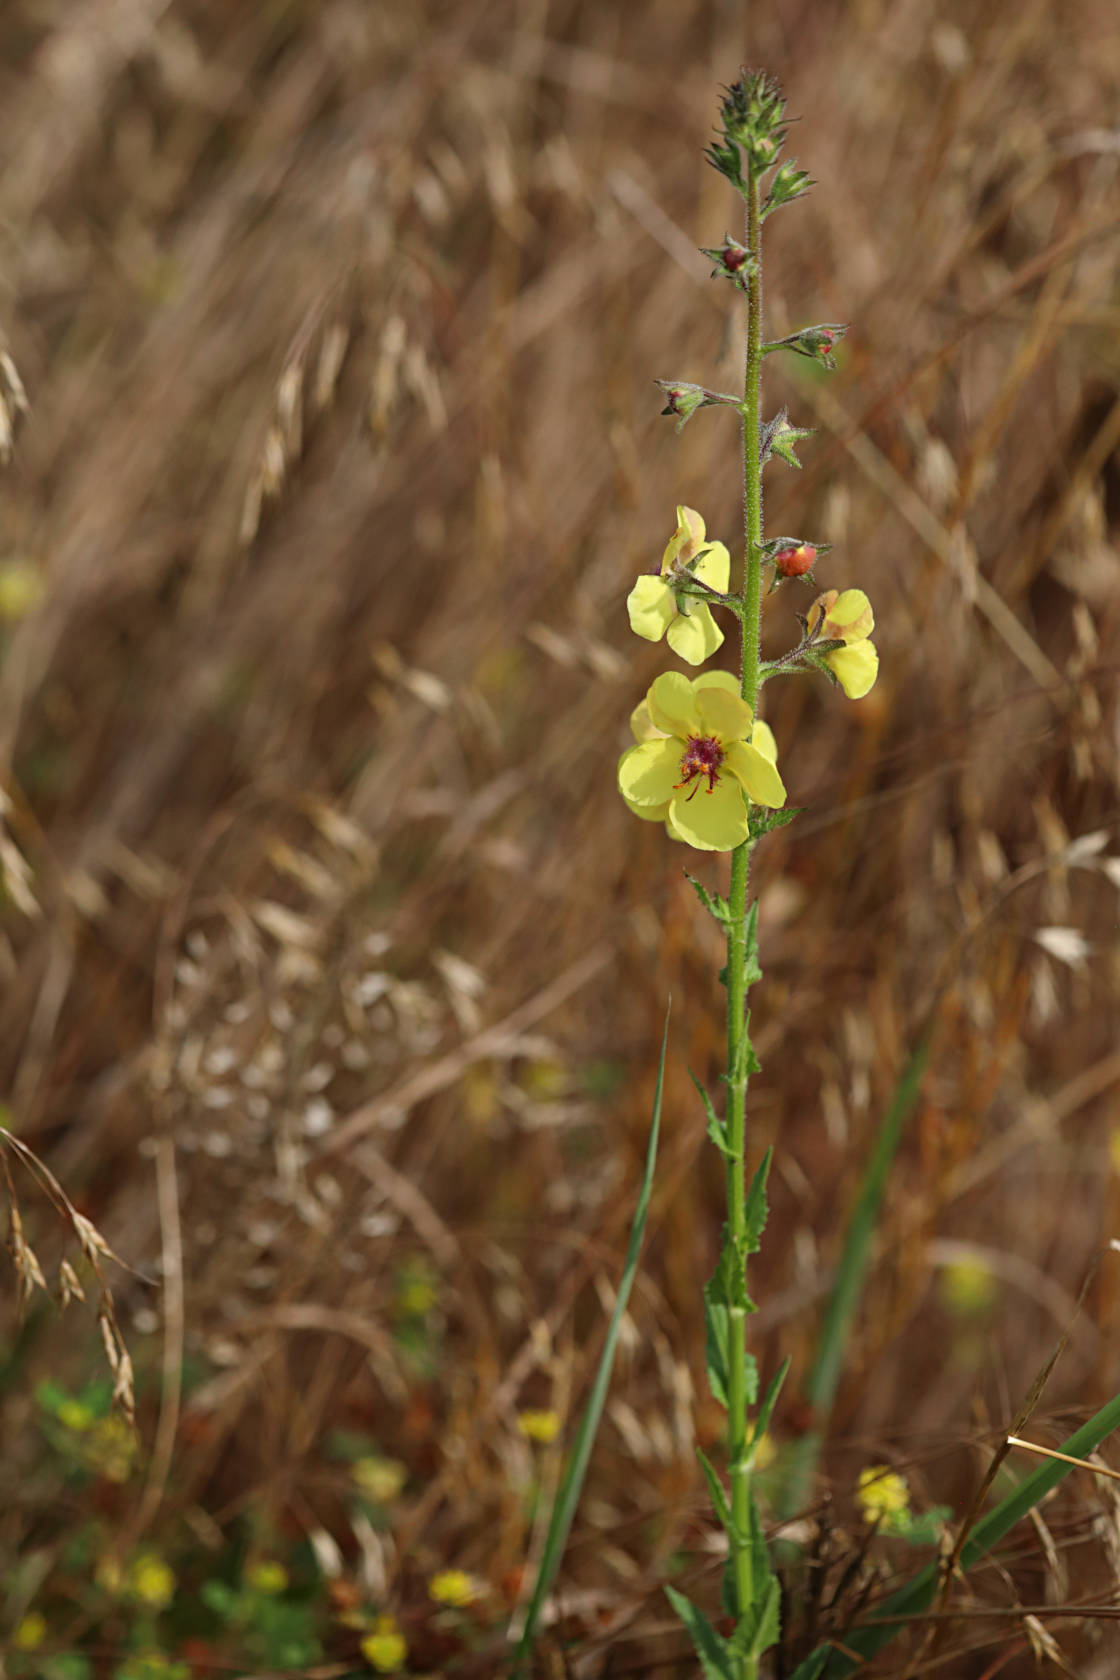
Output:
[[2, 1, 1119, 1675]]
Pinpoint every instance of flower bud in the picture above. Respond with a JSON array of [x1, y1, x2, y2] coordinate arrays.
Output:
[[700, 234, 756, 292], [764, 323, 848, 370], [655, 381, 706, 429], [773, 543, 816, 578]]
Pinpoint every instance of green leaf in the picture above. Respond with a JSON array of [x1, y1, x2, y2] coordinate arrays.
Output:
[[727, 1018, 761, 1085], [689, 1070, 733, 1158], [686, 871, 731, 926], [751, 1355, 791, 1454], [696, 1446, 740, 1543], [510, 1006, 670, 1674], [728, 1569, 781, 1659], [664, 1586, 735, 1680], [748, 805, 802, 841], [787, 1648, 832, 1680], [704, 1232, 755, 1409], [744, 1147, 772, 1252]]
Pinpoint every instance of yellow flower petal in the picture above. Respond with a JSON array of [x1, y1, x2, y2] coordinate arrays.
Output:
[[692, 539, 731, 593], [724, 741, 786, 808], [629, 697, 661, 742], [618, 740, 680, 808], [751, 719, 778, 765], [810, 588, 874, 643], [661, 505, 706, 570], [626, 574, 676, 642], [668, 776, 749, 851], [666, 601, 724, 664], [826, 639, 878, 698], [694, 670, 740, 696], [647, 670, 701, 736], [695, 684, 753, 741]]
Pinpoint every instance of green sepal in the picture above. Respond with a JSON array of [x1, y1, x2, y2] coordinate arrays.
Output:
[[802, 649, 842, 687], [748, 805, 802, 842], [686, 871, 731, 928], [761, 158, 814, 219], [664, 1586, 736, 1679], [744, 1147, 772, 1253], [689, 1069, 734, 1159], [750, 1355, 791, 1453]]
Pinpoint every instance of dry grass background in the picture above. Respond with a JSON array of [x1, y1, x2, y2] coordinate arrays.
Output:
[[2, 0, 1120, 1674]]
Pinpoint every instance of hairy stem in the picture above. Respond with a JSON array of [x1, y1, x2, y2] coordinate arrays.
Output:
[[724, 164, 764, 1655]]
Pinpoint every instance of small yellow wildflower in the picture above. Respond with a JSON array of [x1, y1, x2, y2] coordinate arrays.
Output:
[[618, 670, 785, 851], [57, 1398, 95, 1432], [856, 1465, 910, 1528], [626, 507, 731, 665], [940, 1257, 997, 1318], [396, 1261, 439, 1316], [128, 1552, 176, 1610], [517, 1409, 561, 1445], [807, 589, 878, 698], [752, 1433, 777, 1472], [89, 1413, 139, 1482], [0, 557, 46, 621], [428, 1568, 479, 1607], [245, 1559, 289, 1595], [352, 1455, 408, 1502], [13, 1611, 47, 1651], [361, 1614, 407, 1673]]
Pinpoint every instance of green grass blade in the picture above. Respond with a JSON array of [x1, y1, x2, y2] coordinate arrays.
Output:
[[779, 1036, 929, 1521], [788, 1386, 1120, 1679], [510, 1006, 670, 1675]]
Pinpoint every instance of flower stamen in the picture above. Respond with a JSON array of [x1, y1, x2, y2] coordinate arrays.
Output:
[[676, 735, 724, 800]]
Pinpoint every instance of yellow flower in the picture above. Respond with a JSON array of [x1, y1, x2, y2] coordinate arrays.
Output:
[[428, 1568, 479, 1607], [752, 1433, 777, 1472], [13, 1611, 47, 1651], [89, 1413, 139, 1482], [626, 507, 731, 665], [245, 1559, 289, 1595], [940, 1257, 997, 1318], [618, 670, 785, 851], [57, 1398, 95, 1432], [517, 1408, 561, 1444], [361, 1614, 407, 1673], [352, 1456, 408, 1502], [808, 588, 878, 698], [128, 1552, 176, 1610], [0, 557, 46, 621], [856, 1465, 910, 1528]]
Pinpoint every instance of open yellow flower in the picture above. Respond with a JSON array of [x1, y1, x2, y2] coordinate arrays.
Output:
[[626, 506, 731, 665], [808, 588, 878, 698], [856, 1465, 910, 1528], [618, 670, 785, 851]]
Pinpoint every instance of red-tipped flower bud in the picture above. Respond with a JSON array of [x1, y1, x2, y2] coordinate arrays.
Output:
[[773, 543, 817, 578]]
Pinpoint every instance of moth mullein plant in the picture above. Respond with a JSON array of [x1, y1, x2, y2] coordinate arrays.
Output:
[[617, 71, 878, 1678]]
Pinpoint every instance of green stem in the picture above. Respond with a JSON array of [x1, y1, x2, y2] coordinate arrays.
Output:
[[725, 165, 764, 1664]]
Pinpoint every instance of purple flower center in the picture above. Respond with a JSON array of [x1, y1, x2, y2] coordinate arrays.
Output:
[[677, 735, 724, 799]]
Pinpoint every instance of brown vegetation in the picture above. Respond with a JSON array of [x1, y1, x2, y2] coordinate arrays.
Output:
[[2, 0, 1119, 1674]]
